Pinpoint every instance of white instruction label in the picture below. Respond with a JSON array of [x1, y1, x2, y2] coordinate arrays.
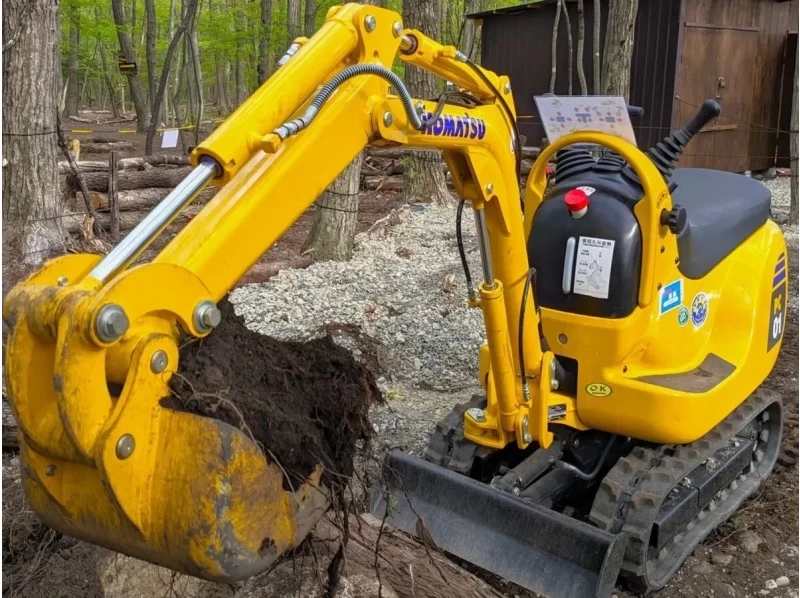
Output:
[[573, 236, 616, 299], [577, 186, 596, 196]]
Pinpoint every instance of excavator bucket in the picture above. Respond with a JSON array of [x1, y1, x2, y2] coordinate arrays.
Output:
[[371, 451, 627, 598]]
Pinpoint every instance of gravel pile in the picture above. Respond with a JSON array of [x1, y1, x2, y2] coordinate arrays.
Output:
[[231, 203, 486, 390]]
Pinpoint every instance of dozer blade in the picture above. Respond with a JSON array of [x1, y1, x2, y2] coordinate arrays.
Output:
[[371, 450, 626, 598]]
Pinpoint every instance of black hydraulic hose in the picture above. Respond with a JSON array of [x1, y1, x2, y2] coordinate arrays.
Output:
[[519, 267, 549, 395], [554, 435, 617, 482], [456, 199, 474, 296], [274, 63, 434, 139]]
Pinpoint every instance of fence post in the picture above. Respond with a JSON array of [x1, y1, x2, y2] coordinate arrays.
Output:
[[108, 150, 120, 240]]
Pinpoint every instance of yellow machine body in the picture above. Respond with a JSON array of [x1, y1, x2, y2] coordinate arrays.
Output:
[[2, 2, 787, 584]]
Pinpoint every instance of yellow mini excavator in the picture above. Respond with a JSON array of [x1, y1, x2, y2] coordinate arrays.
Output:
[[4, 5, 788, 597]]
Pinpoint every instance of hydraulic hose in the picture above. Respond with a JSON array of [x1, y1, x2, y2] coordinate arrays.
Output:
[[554, 435, 617, 482], [274, 63, 429, 140], [456, 200, 476, 300]]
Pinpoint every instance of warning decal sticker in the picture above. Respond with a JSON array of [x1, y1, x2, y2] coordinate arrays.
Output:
[[573, 236, 616, 299]]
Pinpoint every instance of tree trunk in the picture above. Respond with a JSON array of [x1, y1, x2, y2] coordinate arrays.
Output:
[[304, 154, 363, 261], [188, 7, 204, 145], [550, 0, 562, 93], [402, 0, 452, 205], [234, 0, 246, 105], [97, 41, 121, 118], [165, 0, 175, 124], [64, 8, 80, 117], [141, 0, 199, 157], [3, 0, 65, 263], [460, 0, 480, 61], [287, 0, 301, 43], [111, 0, 151, 131], [145, 0, 157, 110], [791, 56, 798, 223], [216, 57, 229, 112], [304, 0, 315, 37], [601, 0, 638, 100], [561, 0, 573, 95], [257, 0, 272, 83], [310, 514, 507, 598], [576, 0, 587, 95], [593, 0, 601, 94]]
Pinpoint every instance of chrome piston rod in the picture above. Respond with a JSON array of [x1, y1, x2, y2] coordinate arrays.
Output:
[[88, 157, 219, 283], [474, 208, 495, 286]]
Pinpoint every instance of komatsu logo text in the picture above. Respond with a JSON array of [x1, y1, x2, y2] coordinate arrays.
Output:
[[421, 112, 486, 139]]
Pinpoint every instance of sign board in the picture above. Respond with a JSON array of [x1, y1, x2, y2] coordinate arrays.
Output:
[[161, 129, 179, 149], [118, 57, 138, 75], [534, 96, 637, 146]]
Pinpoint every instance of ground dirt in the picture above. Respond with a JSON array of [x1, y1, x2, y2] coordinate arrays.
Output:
[[164, 299, 382, 489]]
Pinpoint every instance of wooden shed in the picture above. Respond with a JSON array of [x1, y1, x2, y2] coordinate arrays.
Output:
[[468, 0, 799, 172]]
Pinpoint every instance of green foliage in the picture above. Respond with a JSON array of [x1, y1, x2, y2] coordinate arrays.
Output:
[[58, 0, 528, 116]]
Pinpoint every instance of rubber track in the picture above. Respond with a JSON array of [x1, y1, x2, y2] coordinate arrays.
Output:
[[589, 390, 783, 593]]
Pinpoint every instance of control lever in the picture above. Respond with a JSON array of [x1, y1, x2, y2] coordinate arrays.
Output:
[[623, 99, 721, 183]]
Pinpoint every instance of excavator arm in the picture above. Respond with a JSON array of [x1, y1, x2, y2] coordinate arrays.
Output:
[[3, 3, 561, 580]]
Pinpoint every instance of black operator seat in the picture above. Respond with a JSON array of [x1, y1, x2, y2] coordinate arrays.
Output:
[[669, 168, 772, 279]]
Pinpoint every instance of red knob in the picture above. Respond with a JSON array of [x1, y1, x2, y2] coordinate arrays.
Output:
[[565, 188, 589, 213]]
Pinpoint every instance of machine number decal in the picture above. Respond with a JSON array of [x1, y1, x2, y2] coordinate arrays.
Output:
[[659, 279, 683, 315], [573, 236, 615, 300], [691, 293, 709, 328], [586, 383, 612, 397], [548, 404, 567, 421], [768, 253, 787, 351]]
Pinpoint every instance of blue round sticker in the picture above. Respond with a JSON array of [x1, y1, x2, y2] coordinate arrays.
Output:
[[677, 306, 689, 327], [691, 293, 708, 327]]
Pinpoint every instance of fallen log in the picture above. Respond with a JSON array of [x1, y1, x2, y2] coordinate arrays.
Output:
[[80, 141, 136, 154], [312, 513, 506, 598], [67, 166, 199, 192], [58, 154, 189, 174], [521, 146, 541, 160], [83, 186, 218, 212], [63, 210, 149, 234], [364, 175, 404, 191]]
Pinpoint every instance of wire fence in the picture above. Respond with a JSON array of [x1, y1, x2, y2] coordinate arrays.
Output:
[[3, 96, 798, 263]]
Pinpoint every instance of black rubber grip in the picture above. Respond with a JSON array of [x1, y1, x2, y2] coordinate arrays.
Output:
[[627, 105, 645, 118], [683, 99, 721, 137]]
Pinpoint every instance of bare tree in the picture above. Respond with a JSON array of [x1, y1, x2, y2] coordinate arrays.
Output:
[[234, 0, 246, 105], [593, 0, 601, 93], [3, 0, 65, 263], [64, 6, 80, 117], [112, 0, 151, 131], [145, 0, 157, 108], [304, 0, 315, 37], [561, 0, 573, 95], [258, 0, 273, 83], [287, 0, 301, 42], [460, 0, 481, 60], [576, 0, 588, 95], [601, 0, 638, 100], [403, 0, 452, 204], [144, 0, 199, 154], [549, 0, 562, 93], [187, 4, 203, 145], [791, 56, 798, 223], [98, 41, 122, 118]]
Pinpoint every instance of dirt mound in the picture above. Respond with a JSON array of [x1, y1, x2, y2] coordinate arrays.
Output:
[[164, 299, 382, 490]]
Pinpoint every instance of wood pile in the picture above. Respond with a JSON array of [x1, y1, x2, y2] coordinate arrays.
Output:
[[58, 146, 542, 240]]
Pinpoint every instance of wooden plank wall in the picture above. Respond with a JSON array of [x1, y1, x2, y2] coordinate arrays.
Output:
[[677, 0, 798, 171]]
